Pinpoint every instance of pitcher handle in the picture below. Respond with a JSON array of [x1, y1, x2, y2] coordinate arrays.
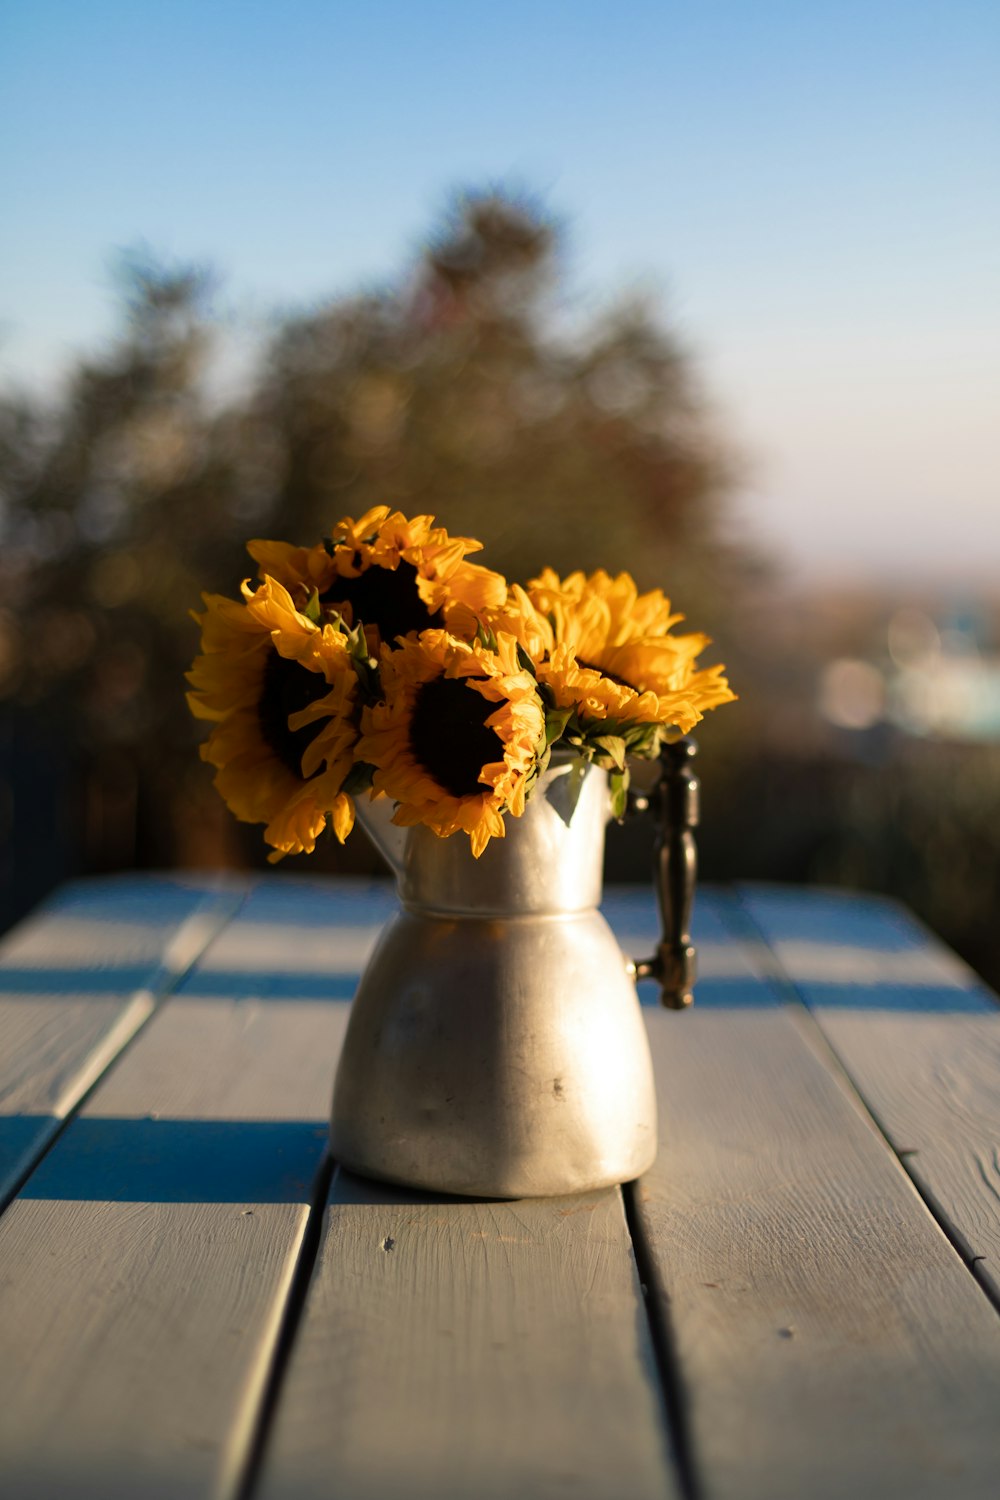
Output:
[[628, 737, 699, 1009]]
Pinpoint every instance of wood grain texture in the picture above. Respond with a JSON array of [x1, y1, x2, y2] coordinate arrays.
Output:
[[814, 1012, 1000, 1305], [9, 873, 997, 1500], [635, 1004, 1000, 1500], [257, 1172, 678, 1500], [0, 883, 357, 1500], [737, 886, 1000, 1304], [0, 876, 243, 1201]]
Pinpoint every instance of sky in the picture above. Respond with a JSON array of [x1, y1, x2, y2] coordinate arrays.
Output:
[[2, 0, 998, 585]]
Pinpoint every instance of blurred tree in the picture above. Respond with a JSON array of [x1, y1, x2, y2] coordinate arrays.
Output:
[[248, 191, 745, 608], [0, 189, 750, 898], [3, 189, 998, 994], [0, 254, 248, 885]]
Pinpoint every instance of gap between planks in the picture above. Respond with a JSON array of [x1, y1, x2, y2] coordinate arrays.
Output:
[[622, 1177, 702, 1500], [630, 1007, 1000, 1500], [0, 882, 248, 1218], [232, 1151, 336, 1500], [252, 1177, 680, 1500], [722, 885, 1000, 1318]]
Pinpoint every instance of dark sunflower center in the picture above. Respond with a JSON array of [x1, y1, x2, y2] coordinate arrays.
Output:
[[409, 674, 503, 799], [321, 560, 436, 644], [258, 651, 325, 779], [577, 658, 636, 691]]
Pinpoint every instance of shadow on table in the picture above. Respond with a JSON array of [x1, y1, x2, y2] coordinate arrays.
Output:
[[8, 1117, 328, 1203]]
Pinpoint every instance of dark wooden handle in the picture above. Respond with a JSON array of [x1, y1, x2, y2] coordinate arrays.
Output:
[[631, 737, 699, 1009]]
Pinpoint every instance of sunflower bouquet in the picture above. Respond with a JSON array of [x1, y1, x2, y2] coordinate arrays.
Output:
[[186, 506, 736, 861]]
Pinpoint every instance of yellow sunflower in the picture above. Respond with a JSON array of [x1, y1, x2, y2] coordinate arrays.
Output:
[[356, 629, 546, 858], [527, 568, 736, 734], [247, 505, 506, 651], [480, 583, 555, 666], [186, 576, 359, 860]]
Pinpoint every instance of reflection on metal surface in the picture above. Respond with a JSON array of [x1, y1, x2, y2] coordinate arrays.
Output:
[[330, 759, 658, 1198]]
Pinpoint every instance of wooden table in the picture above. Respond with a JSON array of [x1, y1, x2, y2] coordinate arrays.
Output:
[[1, 875, 998, 1500]]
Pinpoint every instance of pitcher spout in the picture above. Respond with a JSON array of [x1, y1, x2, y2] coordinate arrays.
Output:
[[356, 754, 610, 915], [355, 794, 409, 879]]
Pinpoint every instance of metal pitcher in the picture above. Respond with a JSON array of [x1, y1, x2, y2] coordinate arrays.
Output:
[[330, 745, 699, 1198]]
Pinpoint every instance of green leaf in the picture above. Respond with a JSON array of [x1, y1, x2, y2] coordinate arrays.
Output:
[[515, 643, 538, 677], [302, 587, 322, 625], [342, 761, 376, 795], [592, 734, 627, 770], [548, 753, 589, 827], [524, 742, 551, 802], [621, 723, 663, 759], [608, 768, 630, 821], [544, 706, 572, 746], [348, 651, 380, 703]]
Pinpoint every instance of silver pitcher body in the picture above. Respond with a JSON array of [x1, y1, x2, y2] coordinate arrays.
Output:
[[329, 758, 658, 1198]]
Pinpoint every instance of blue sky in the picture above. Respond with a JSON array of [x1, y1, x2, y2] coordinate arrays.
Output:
[[2, 0, 997, 582]]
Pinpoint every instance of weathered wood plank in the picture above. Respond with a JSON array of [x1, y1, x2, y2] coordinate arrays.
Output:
[[735, 883, 996, 1010], [604, 884, 777, 1005], [634, 1002, 1000, 1500], [256, 1171, 678, 1500], [184, 874, 395, 1001], [0, 875, 243, 1202], [736, 886, 1000, 1303], [0, 881, 356, 1500]]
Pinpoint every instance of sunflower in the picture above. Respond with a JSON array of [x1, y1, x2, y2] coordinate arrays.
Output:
[[481, 583, 555, 666], [247, 505, 506, 652], [356, 629, 546, 858], [186, 576, 359, 860], [527, 568, 736, 734]]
